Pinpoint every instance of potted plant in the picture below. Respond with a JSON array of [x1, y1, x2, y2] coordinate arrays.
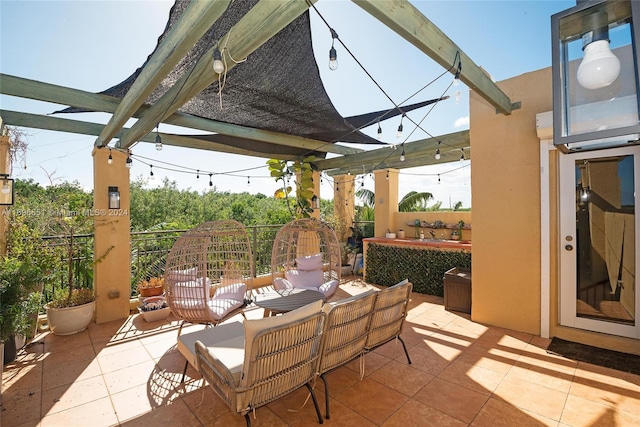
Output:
[[137, 276, 165, 298], [137, 295, 170, 322], [0, 256, 43, 364], [340, 242, 358, 276], [44, 217, 113, 336]]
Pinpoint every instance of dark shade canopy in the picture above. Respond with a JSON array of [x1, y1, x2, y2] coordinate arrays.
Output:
[[57, 0, 446, 158]]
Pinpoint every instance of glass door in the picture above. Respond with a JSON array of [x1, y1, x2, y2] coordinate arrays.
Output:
[[559, 145, 639, 338]]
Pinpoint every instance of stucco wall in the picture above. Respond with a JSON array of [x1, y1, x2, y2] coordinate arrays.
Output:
[[469, 68, 552, 335]]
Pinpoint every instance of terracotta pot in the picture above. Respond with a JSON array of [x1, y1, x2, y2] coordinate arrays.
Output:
[[139, 286, 163, 297]]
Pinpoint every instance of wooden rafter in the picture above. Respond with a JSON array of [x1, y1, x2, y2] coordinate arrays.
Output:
[[353, 0, 516, 115], [0, 73, 361, 156], [0, 110, 281, 159], [96, 0, 232, 147], [318, 130, 470, 176]]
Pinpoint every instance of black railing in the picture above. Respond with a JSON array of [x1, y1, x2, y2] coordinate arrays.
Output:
[[33, 224, 294, 300]]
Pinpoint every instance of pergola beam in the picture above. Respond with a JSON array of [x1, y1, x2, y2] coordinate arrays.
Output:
[[96, 0, 232, 147], [118, 0, 317, 149], [0, 73, 361, 156], [0, 110, 284, 159], [318, 130, 469, 175], [352, 0, 516, 115]]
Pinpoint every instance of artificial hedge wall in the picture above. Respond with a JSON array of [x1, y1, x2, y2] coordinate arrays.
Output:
[[366, 243, 471, 296]]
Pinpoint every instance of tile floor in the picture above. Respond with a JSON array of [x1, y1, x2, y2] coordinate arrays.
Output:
[[2, 279, 640, 426]]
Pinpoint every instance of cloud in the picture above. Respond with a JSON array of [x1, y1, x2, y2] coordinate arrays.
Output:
[[454, 116, 470, 128]]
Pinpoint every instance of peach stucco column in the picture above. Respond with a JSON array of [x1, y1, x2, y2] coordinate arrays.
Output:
[[333, 174, 355, 241], [92, 147, 131, 323], [373, 168, 399, 237], [0, 135, 10, 256]]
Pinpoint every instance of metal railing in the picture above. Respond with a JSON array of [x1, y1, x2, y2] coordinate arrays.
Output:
[[33, 224, 292, 299]]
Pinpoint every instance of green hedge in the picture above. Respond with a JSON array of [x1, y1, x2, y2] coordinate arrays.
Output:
[[366, 244, 471, 296]]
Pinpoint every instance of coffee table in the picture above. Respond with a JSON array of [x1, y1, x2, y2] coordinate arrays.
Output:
[[254, 288, 326, 317]]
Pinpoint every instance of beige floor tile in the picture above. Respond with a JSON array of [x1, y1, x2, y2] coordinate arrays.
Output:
[[455, 343, 520, 375], [94, 336, 145, 358], [437, 359, 506, 395], [320, 365, 362, 397], [369, 359, 435, 397], [382, 399, 467, 427], [41, 374, 110, 415], [115, 397, 202, 427], [494, 373, 568, 421], [471, 397, 559, 427], [334, 377, 409, 425], [40, 396, 117, 427], [102, 359, 157, 395], [508, 361, 574, 394], [560, 393, 640, 427], [266, 385, 325, 425], [0, 389, 42, 426], [344, 350, 391, 376], [111, 382, 165, 424], [182, 386, 234, 425], [97, 344, 154, 374], [42, 358, 102, 391], [42, 342, 96, 368], [303, 397, 377, 426], [413, 377, 488, 424]]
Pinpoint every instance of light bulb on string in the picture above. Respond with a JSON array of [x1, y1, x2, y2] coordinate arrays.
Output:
[[155, 124, 163, 151], [149, 165, 154, 177], [438, 174, 441, 183], [329, 28, 339, 70], [386, 170, 389, 180], [460, 148, 465, 161], [435, 144, 441, 160], [125, 151, 133, 169], [377, 122, 382, 140], [400, 144, 405, 162], [453, 59, 462, 86], [212, 46, 225, 74], [107, 148, 113, 165], [196, 170, 200, 179], [209, 173, 213, 187], [247, 176, 250, 186], [396, 114, 405, 139], [455, 91, 461, 104]]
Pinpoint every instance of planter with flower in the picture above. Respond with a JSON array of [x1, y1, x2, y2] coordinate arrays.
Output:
[[137, 295, 171, 322], [44, 217, 114, 336], [137, 277, 165, 298]]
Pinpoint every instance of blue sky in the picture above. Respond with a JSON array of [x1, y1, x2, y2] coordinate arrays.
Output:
[[0, 0, 576, 208]]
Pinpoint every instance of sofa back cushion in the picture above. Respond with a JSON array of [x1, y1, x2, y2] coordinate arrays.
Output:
[[366, 279, 412, 349]]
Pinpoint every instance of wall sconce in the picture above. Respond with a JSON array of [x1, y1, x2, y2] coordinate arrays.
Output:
[[108, 186, 120, 209], [551, 0, 640, 151], [0, 175, 14, 205], [311, 195, 320, 210]]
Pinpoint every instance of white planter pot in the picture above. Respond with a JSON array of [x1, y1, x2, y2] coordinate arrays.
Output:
[[45, 301, 95, 336], [138, 306, 171, 322]]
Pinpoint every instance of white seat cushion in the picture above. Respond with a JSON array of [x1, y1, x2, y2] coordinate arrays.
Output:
[[285, 269, 324, 287], [178, 321, 245, 375], [318, 279, 339, 297], [295, 253, 322, 270], [208, 298, 245, 321]]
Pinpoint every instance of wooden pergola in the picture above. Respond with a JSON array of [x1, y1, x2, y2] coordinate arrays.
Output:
[[0, 0, 515, 174]]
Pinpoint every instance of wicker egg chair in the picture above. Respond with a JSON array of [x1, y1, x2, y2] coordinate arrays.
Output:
[[270, 218, 341, 298], [164, 220, 253, 336]]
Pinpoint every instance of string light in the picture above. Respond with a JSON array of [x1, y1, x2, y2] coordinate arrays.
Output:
[[400, 144, 406, 162], [196, 170, 200, 179], [107, 148, 113, 165], [377, 122, 382, 140], [155, 124, 163, 151], [212, 45, 225, 74], [396, 114, 404, 139], [150, 165, 154, 177], [435, 142, 441, 160], [125, 151, 133, 169], [438, 174, 441, 183], [460, 148, 465, 161], [247, 176, 250, 186], [209, 173, 213, 187], [386, 170, 389, 180], [453, 59, 462, 86], [455, 91, 461, 104], [329, 28, 338, 70]]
